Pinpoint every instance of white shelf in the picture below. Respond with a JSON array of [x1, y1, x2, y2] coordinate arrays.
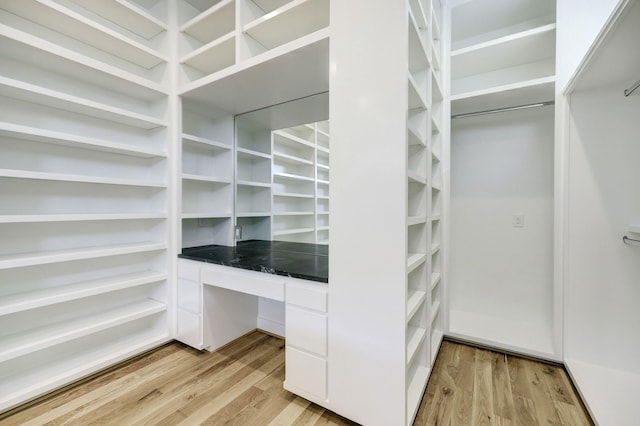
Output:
[[272, 227, 315, 236], [243, 0, 329, 50], [408, 0, 429, 30], [181, 32, 235, 75], [2, 0, 168, 69], [431, 242, 441, 255], [236, 180, 271, 188], [180, 29, 329, 114], [0, 299, 166, 363], [0, 271, 166, 316], [181, 0, 235, 43], [408, 170, 427, 185], [0, 332, 169, 413], [406, 364, 430, 425], [407, 252, 427, 274], [236, 147, 272, 159], [430, 329, 443, 364], [408, 215, 427, 226], [317, 225, 329, 231], [182, 173, 232, 184], [429, 301, 441, 327], [406, 325, 427, 367], [0, 242, 167, 270], [0, 77, 166, 130], [408, 10, 430, 75], [236, 212, 271, 218], [0, 213, 165, 224], [316, 163, 330, 170], [273, 172, 315, 182], [182, 133, 232, 150], [274, 129, 316, 149], [273, 212, 314, 216], [70, 0, 168, 39], [406, 289, 426, 323], [408, 74, 428, 111], [0, 24, 166, 95], [181, 212, 233, 219], [451, 77, 555, 116], [0, 168, 165, 188], [0, 122, 165, 158], [274, 152, 314, 166], [408, 125, 427, 147], [430, 272, 441, 291], [273, 192, 314, 199]]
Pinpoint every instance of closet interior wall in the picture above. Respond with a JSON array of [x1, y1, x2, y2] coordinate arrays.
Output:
[[446, 0, 559, 360], [563, 0, 640, 423]]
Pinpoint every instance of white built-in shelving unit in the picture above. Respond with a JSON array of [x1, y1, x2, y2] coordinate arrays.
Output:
[[447, 0, 558, 359], [449, 0, 556, 116], [180, 102, 235, 248], [405, 0, 444, 423], [0, 0, 171, 412], [233, 117, 330, 244]]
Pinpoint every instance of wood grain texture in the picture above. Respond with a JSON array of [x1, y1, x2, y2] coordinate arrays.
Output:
[[1, 335, 593, 426], [416, 340, 594, 426]]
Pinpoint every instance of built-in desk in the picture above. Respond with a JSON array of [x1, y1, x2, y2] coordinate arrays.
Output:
[[176, 240, 329, 404]]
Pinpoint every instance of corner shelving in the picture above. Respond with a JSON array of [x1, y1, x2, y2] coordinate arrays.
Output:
[[0, 1, 171, 412]]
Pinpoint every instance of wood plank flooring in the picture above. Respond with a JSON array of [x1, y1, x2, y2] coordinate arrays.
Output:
[[417, 340, 594, 425], [1, 332, 593, 425]]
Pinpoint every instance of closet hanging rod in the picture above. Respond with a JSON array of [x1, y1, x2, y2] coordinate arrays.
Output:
[[624, 79, 640, 96], [623, 236, 640, 246], [451, 101, 555, 119]]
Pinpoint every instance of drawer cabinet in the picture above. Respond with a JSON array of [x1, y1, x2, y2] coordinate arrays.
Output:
[[284, 280, 329, 401], [176, 259, 206, 349]]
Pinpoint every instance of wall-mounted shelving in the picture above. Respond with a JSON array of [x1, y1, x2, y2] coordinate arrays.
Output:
[[404, 0, 444, 424], [449, 0, 556, 116], [0, 1, 171, 412], [177, 0, 329, 114]]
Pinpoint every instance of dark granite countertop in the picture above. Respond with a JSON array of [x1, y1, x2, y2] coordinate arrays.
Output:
[[179, 240, 328, 283]]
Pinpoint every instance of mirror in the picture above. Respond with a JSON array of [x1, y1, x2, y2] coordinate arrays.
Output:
[[234, 92, 329, 245]]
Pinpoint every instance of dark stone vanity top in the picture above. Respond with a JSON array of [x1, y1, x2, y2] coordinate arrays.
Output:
[[179, 240, 328, 283]]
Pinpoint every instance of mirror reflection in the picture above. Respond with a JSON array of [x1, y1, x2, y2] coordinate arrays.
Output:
[[234, 92, 329, 245]]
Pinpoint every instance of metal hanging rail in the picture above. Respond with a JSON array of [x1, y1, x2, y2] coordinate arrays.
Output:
[[624, 79, 640, 96], [451, 101, 555, 119], [623, 236, 640, 246]]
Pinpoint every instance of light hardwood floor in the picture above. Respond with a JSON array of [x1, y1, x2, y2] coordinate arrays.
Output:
[[1, 332, 592, 425]]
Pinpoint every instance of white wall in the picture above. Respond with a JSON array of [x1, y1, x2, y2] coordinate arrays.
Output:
[[556, 0, 622, 92], [450, 106, 555, 326], [566, 85, 640, 373]]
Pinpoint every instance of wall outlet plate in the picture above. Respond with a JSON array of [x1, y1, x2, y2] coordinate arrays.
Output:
[[512, 214, 524, 228]]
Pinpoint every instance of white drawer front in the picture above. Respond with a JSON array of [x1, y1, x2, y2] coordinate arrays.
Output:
[[178, 259, 200, 282], [286, 305, 327, 356], [285, 346, 327, 400], [286, 281, 328, 312], [201, 266, 284, 301], [178, 278, 201, 314]]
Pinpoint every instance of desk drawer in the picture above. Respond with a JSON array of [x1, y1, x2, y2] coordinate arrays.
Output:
[[286, 305, 327, 356], [201, 266, 284, 301], [285, 347, 327, 400], [286, 281, 327, 312]]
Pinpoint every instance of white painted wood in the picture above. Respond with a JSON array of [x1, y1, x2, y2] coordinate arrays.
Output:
[[285, 346, 327, 399], [286, 281, 327, 312], [2, 0, 168, 69], [285, 305, 327, 356], [201, 264, 285, 301], [181, 0, 235, 43], [562, 2, 640, 422], [202, 285, 258, 351], [0, 299, 166, 363]]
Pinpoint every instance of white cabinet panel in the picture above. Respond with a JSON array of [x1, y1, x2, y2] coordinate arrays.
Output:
[[177, 278, 201, 314], [286, 281, 327, 312], [285, 305, 326, 356], [285, 346, 327, 400], [177, 308, 204, 350]]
